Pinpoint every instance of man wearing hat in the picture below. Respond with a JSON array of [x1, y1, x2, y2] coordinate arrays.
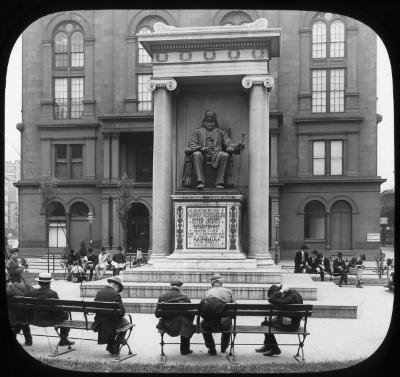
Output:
[[25, 272, 75, 346], [200, 273, 234, 355], [92, 276, 129, 355], [294, 245, 309, 273], [6, 248, 28, 283], [6, 271, 33, 346], [255, 284, 303, 357], [333, 252, 348, 287], [155, 279, 196, 355]]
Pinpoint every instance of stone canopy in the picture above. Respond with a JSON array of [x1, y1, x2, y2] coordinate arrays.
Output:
[[138, 18, 281, 79]]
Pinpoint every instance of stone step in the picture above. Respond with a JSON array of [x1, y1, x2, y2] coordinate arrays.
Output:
[[73, 297, 357, 319], [121, 268, 282, 284], [79, 280, 317, 301]]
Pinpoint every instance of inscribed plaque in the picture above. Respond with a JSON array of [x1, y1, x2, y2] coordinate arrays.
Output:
[[186, 206, 227, 249]]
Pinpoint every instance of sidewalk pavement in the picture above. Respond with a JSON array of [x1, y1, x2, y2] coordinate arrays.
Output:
[[14, 277, 394, 368]]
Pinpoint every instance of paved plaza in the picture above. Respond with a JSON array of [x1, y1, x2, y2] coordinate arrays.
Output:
[[13, 263, 394, 369]]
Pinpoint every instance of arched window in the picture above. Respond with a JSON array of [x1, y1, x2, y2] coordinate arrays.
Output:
[[135, 16, 168, 112], [70, 201, 89, 217], [312, 21, 327, 59], [330, 20, 345, 58], [51, 202, 66, 217], [304, 201, 326, 240], [53, 22, 84, 119], [137, 26, 152, 63], [220, 11, 253, 25]]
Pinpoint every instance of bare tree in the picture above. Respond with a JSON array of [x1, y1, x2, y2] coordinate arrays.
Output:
[[115, 174, 132, 253]]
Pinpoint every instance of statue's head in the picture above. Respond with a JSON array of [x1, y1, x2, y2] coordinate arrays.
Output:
[[202, 110, 218, 130]]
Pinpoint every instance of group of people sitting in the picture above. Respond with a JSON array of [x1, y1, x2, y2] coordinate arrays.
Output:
[[6, 270, 128, 354], [7, 271, 304, 358], [61, 246, 144, 282], [155, 274, 303, 357], [294, 245, 367, 288]]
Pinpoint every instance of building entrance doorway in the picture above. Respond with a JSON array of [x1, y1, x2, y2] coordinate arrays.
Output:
[[127, 203, 150, 252], [330, 200, 352, 250]]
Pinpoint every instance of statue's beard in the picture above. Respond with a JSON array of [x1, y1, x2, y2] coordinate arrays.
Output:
[[203, 121, 216, 130]]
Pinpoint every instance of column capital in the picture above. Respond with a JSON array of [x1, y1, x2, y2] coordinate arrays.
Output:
[[242, 75, 274, 91], [147, 78, 177, 92]]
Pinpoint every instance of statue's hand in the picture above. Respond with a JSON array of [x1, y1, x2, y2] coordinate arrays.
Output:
[[238, 142, 245, 151], [201, 146, 211, 153], [226, 147, 234, 153]]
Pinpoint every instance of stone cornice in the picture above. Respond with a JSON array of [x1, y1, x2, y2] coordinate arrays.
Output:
[[15, 180, 102, 188], [37, 120, 99, 129], [242, 75, 274, 90], [280, 177, 385, 185], [98, 113, 154, 122], [293, 114, 364, 124], [147, 78, 177, 92], [151, 40, 270, 53]]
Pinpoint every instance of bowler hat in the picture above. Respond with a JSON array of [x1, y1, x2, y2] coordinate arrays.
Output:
[[210, 273, 223, 283], [301, 245, 308, 250], [170, 279, 183, 287], [107, 276, 124, 292], [35, 272, 54, 283]]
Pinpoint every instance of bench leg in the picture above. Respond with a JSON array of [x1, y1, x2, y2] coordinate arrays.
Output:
[[226, 333, 238, 365], [159, 333, 167, 364], [49, 344, 76, 358], [293, 334, 306, 363]]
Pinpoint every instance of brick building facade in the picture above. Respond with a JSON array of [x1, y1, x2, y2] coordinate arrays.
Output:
[[16, 9, 384, 258]]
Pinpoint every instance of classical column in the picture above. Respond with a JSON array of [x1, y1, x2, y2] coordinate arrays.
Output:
[[242, 75, 274, 264], [147, 78, 177, 258], [103, 133, 111, 182], [270, 132, 279, 182], [111, 133, 120, 182], [101, 197, 109, 247]]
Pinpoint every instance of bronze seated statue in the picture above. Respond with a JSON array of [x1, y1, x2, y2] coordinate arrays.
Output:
[[182, 110, 244, 189]]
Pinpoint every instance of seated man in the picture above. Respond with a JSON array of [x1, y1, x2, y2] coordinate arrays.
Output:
[[333, 252, 348, 287], [200, 274, 234, 355], [347, 254, 366, 288], [70, 261, 85, 283], [95, 247, 111, 280], [6, 248, 28, 283], [155, 279, 196, 355], [255, 284, 303, 357], [136, 248, 143, 265], [306, 249, 319, 274], [186, 110, 244, 189], [25, 272, 75, 347], [316, 253, 331, 281], [65, 249, 81, 282], [92, 276, 130, 355], [294, 245, 309, 273], [111, 247, 127, 276], [6, 271, 33, 346], [83, 248, 98, 281]]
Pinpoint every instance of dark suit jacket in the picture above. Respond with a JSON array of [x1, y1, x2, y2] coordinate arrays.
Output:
[[333, 258, 347, 272], [155, 287, 196, 338], [267, 289, 303, 331], [93, 286, 126, 344], [25, 286, 68, 327], [294, 250, 309, 272], [318, 258, 331, 273], [6, 282, 33, 325]]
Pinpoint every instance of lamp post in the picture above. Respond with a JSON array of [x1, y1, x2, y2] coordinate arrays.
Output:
[[274, 212, 280, 265], [87, 211, 95, 247]]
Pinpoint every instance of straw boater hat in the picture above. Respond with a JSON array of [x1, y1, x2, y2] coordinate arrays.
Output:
[[35, 272, 54, 283], [107, 276, 124, 293]]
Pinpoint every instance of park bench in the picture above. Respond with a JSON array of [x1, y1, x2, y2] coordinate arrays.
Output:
[[7, 296, 136, 361], [155, 302, 312, 364]]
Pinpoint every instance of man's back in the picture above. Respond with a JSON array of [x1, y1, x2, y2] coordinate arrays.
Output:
[[204, 286, 234, 303]]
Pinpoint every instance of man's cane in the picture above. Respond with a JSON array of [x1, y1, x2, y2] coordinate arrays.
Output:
[[236, 132, 245, 188]]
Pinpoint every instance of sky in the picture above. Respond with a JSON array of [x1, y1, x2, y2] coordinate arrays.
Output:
[[4, 30, 395, 192]]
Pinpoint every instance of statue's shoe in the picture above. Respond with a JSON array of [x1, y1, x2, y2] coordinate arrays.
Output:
[[196, 183, 204, 189], [215, 184, 224, 189]]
